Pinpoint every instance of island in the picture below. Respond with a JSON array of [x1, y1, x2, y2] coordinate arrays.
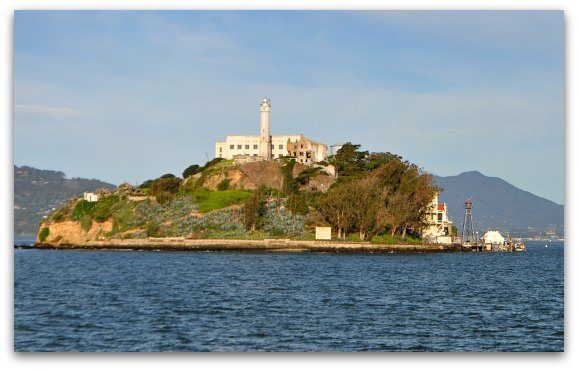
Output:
[[32, 97, 478, 254], [33, 140, 467, 253]]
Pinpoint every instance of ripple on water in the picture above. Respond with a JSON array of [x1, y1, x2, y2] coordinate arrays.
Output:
[[14, 243, 564, 352]]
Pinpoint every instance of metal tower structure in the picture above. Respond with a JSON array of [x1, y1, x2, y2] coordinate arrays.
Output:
[[461, 199, 477, 244]]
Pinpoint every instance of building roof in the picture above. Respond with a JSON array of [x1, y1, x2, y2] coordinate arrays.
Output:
[[437, 204, 446, 211], [481, 231, 505, 242]]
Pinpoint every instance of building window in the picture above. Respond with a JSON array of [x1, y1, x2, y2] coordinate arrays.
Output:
[[253, 154, 257, 157], [271, 144, 274, 149], [219, 147, 222, 152], [299, 151, 303, 156], [245, 145, 249, 149], [230, 145, 234, 149], [437, 213, 443, 222], [253, 145, 258, 149], [279, 144, 283, 149], [237, 145, 242, 149]]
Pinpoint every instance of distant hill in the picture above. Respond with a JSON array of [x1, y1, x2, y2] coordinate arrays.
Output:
[[14, 165, 116, 236], [434, 171, 564, 236]]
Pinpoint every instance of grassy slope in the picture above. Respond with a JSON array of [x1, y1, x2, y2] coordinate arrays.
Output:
[[194, 188, 252, 213]]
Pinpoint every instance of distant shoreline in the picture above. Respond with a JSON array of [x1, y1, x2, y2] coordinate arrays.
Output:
[[16, 238, 465, 254]]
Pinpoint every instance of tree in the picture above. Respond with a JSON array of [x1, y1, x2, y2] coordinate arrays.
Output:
[[150, 177, 183, 203], [328, 142, 368, 182], [282, 159, 298, 195], [244, 187, 267, 231], [139, 179, 154, 189], [365, 152, 403, 171], [349, 175, 388, 240], [183, 158, 225, 179], [373, 160, 438, 239], [318, 183, 356, 239], [182, 164, 201, 179]]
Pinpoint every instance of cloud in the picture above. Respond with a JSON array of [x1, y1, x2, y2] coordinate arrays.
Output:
[[14, 104, 81, 118]]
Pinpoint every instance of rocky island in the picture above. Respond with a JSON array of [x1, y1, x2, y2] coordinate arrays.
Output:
[[34, 143, 461, 253]]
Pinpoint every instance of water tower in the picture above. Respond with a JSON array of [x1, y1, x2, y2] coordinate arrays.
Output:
[[461, 199, 477, 244]]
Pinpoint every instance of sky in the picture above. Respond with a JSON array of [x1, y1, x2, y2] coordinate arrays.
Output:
[[13, 10, 564, 204]]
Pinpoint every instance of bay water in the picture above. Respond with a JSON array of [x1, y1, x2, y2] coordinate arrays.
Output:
[[13, 241, 564, 352]]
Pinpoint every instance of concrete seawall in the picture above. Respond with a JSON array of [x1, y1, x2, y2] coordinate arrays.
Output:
[[29, 238, 465, 253]]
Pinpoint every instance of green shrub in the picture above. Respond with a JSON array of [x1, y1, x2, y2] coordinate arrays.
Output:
[[92, 195, 120, 222], [217, 179, 231, 191], [80, 215, 92, 232], [202, 157, 225, 170], [39, 227, 49, 242], [72, 200, 95, 220], [283, 159, 298, 195], [145, 221, 160, 237], [244, 187, 266, 231], [182, 164, 201, 178], [139, 179, 153, 189], [52, 207, 67, 222], [287, 193, 310, 215], [295, 168, 319, 185], [151, 177, 183, 203]]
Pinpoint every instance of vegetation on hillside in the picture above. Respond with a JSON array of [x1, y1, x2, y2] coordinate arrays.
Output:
[[39, 145, 439, 243]]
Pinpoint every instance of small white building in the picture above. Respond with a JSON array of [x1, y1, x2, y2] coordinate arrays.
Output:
[[83, 192, 99, 202], [480, 231, 505, 245], [315, 226, 332, 240]]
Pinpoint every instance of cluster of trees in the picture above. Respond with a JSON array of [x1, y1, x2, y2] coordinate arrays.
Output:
[[319, 143, 438, 240]]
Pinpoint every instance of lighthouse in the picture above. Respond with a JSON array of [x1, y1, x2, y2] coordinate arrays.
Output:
[[214, 97, 328, 164], [259, 97, 272, 160]]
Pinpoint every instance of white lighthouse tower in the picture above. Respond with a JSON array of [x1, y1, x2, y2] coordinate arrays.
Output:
[[259, 97, 272, 160]]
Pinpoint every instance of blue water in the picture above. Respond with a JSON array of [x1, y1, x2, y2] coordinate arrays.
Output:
[[14, 242, 564, 352]]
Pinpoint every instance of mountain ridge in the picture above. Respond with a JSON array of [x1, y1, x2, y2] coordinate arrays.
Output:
[[434, 171, 563, 236]]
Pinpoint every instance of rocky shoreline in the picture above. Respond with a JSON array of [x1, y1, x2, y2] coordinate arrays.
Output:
[[17, 238, 465, 254]]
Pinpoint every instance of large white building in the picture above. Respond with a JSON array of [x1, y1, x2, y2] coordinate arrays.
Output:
[[215, 97, 328, 165]]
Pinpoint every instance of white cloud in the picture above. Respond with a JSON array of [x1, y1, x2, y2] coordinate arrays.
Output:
[[14, 104, 81, 118]]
